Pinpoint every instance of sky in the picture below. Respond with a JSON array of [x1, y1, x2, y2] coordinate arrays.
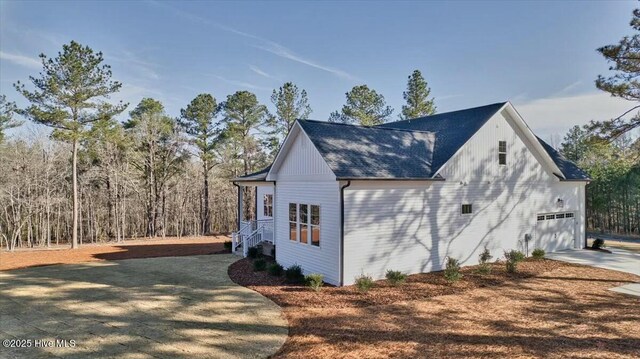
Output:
[[0, 0, 637, 144]]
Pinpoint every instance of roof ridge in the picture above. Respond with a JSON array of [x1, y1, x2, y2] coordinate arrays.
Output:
[[297, 118, 437, 135], [382, 101, 508, 126]]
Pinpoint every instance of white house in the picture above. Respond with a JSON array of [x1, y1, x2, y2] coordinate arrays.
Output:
[[232, 102, 590, 286]]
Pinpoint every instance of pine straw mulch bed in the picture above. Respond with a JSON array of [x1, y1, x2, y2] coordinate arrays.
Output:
[[229, 257, 640, 358]]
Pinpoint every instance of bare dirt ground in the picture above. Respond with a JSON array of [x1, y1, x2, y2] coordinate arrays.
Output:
[[230, 258, 640, 358], [0, 236, 230, 271]]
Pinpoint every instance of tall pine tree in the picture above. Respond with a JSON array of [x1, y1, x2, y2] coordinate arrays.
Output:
[[270, 82, 311, 148], [593, 8, 640, 139], [401, 70, 436, 120], [179, 94, 222, 235], [14, 41, 126, 248], [330, 85, 393, 126], [0, 95, 21, 143]]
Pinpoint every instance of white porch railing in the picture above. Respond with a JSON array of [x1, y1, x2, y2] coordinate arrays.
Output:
[[232, 219, 274, 257]]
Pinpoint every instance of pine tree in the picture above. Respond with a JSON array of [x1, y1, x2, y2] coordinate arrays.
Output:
[[14, 41, 126, 249], [335, 85, 393, 126], [179, 94, 222, 235], [401, 70, 436, 120], [593, 8, 640, 139], [560, 125, 590, 163], [221, 91, 271, 176], [0, 95, 21, 143], [270, 82, 312, 146]]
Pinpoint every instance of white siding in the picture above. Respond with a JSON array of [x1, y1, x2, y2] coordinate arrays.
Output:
[[272, 131, 341, 285], [342, 111, 585, 285]]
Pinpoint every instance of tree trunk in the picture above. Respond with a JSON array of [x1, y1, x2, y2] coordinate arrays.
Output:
[[203, 161, 210, 235], [71, 139, 79, 249]]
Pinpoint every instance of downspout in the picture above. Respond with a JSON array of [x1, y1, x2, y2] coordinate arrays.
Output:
[[233, 182, 240, 231], [339, 180, 351, 286]]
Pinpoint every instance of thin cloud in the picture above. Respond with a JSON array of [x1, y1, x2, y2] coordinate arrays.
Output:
[[107, 50, 161, 80], [147, 0, 355, 81], [557, 80, 583, 95], [249, 65, 281, 82], [0, 51, 41, 69], [210, 75, 271, 91]]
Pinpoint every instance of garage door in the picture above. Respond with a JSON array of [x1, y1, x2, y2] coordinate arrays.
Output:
[[535, 212, 575, 252]]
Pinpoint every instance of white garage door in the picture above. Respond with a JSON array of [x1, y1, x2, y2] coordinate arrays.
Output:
[[535, 212, 575, 252]]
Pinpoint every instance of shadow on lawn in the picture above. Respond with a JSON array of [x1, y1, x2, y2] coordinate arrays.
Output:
[[92, 242, 229, 261], [0, 255, 286, 359]]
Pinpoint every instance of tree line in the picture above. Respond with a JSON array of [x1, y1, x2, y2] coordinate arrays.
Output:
[[0, 41, 436, 250]]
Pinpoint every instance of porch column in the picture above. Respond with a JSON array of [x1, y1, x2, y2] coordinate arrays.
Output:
[[237, 184, 243, 231]]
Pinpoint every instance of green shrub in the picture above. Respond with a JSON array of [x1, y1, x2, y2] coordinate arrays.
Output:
[[444, 257, 463, 283], [355, 274, 374, 292], [305, 273, 324, 292], [285, 264, 305, 283], [267, 262, 284, 276], [504, 250, 525, 273], [592, 238, 605, 249], [385, 270, 407, 286], [253, 258, 267, 271], [223, 241, 232, 251], [477, 247, 493, 274], [531, 248, 545, 259], [247, 245, 262, 259]]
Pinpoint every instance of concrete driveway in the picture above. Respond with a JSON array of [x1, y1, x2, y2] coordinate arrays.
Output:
[[547, 248, 640, 276], [0, 254, 288, 359]]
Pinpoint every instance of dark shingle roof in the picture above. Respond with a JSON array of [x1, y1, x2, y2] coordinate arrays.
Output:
[[233, 165, 271, 182], [536, 137, 590, 181], [378, 102, 507, 175], [239, 102, 590, 182], [298, 120, 438, 179]]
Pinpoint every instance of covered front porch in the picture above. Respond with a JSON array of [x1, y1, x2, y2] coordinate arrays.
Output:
[[231, 168, 275, 257]]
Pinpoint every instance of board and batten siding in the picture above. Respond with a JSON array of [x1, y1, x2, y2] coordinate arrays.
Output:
[[342, 111, 586, 285], [272, 130, 341, 285]]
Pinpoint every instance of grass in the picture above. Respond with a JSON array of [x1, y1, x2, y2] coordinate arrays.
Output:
[[229, 258, 640, 358]]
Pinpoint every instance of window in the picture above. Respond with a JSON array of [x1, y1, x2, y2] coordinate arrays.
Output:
[[565, 212, 574, 218], [311, 205, 320, 246], [289, 203, 297, 241], [263, 194, 273, 217], [555, 213, 565, 219], [498, 141, 507, 165], [461, 204, 473, 215], [546, 214, 555, 220], [299, 204, 309, 244], [537, 215, 545, 221]]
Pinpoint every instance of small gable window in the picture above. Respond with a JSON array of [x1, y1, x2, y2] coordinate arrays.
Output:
[[461, 204, 473, 215], [498, 141, 507, 165]]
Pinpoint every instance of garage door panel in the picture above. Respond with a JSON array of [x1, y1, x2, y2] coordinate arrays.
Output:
[[535, 212, 575, 252]]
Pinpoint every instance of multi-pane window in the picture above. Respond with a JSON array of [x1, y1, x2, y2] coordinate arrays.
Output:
[[498, 141, 507, 165], [299, 204, 309, 244], [555, 213, 565, 219], [461, 204, 473, 215], [289, 203, 297, 241], [263, 194, 273, 217], [537, 215, 545, 221], [565, 212, 574, 218], [546, 214, 554, 220], [311, 205, 320, 246], [288, 202, 320, 246]]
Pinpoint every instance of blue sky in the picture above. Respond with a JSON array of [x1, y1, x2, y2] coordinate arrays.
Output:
[[0, 0, 637, 143]]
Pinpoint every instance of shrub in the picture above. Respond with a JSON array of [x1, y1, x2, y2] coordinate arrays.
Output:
[[285, 264, 305, 283], [531, 248, 545, 259], [385, 270, 407, 286], [355, 274, 374, 292], [247, 245, 262, 259], [305, 273, 324, 292], [253, 258, 267, 271], [267, 262, 284, 276], [477, 247, 493, 274], [592, 238, 605, 249], [223, 241, 232, 251], [504, 249, 525, 273], [444, 257, 463, 283]]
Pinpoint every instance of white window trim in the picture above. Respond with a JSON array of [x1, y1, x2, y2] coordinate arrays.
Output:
[[461, 203, 473, 215], [288, 202, 321, 249], [498, 140, 507, 166]]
